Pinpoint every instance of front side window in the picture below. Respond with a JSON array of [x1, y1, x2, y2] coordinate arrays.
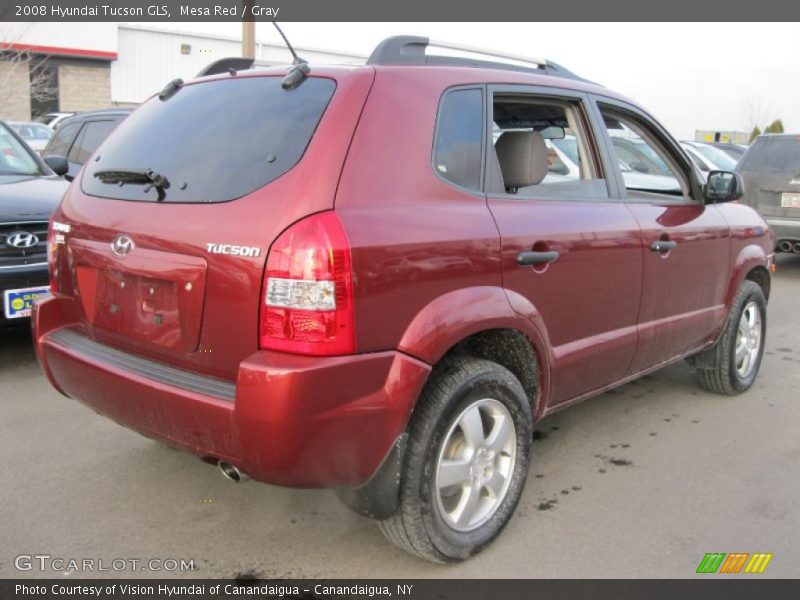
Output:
[[601, 108, 689, 198], [433, 88, 484, 191]]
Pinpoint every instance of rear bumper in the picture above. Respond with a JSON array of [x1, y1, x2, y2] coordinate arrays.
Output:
[[765, 218, 800, 244], [33, 295, 431, 488]]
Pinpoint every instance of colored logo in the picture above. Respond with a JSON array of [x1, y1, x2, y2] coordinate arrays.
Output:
[[696, 552, 772, 574]]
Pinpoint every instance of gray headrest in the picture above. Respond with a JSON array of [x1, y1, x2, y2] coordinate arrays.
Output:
[[495, 131, 548, 189]]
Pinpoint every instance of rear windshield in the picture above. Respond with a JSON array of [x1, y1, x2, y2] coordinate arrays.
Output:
[[82, 76, 336, 203], [740, 137, 800, 172]]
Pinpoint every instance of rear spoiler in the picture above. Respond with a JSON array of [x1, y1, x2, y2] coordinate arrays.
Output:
[[196, 57, 260, 77]]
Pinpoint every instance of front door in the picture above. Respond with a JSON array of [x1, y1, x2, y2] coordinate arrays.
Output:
[[594, 100, 730, 373]]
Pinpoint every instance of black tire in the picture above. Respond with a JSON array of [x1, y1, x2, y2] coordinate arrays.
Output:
[[378, 357, 533, 563], [695, 281, 767, 395]]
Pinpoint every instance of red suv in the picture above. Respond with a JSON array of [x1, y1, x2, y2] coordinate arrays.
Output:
[[33, 37, 774, 562]]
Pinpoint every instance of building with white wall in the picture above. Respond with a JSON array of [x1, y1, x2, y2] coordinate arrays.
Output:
[[0, 23, 365, 120]]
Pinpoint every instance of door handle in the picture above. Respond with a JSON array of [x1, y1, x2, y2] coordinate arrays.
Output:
[[650, 240, 678, 253], [516, 250, 560, 266]]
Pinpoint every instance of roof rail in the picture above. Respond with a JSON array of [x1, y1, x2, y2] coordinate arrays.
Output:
[[366, 36, 591, 83]]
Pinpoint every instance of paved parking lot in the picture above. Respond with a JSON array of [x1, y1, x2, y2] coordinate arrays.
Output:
[[2, 254, 799, 579]]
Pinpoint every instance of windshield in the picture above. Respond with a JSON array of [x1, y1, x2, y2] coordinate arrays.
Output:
[[0, 123, 43, 176], [82, 76, 336, 203], [689, 143, 737, 170]]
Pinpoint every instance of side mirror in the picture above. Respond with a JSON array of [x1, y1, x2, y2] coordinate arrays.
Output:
[[43, 155, 69, 177], [706, 171, 743, 204]]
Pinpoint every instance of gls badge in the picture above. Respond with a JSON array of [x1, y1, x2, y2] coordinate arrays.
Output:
[[206, 243, 261, 258]]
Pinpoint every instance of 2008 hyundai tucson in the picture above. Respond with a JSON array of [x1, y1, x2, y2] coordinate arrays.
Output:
[[34, 36, 774, 562]]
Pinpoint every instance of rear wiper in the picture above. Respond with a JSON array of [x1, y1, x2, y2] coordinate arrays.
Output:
[[94, 168, 171, 201]]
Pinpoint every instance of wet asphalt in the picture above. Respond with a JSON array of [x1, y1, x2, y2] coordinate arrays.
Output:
[[1, 254, 799, 579]]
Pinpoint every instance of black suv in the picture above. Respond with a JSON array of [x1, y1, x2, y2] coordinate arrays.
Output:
[[42, 108, 132, 181], [0, 121, 68, 325], [736, 134, 800, 253]]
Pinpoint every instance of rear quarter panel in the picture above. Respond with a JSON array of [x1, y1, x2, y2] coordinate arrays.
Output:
[[335, 69, 504, 355]]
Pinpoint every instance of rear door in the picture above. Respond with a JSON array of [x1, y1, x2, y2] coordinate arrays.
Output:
[[592, 97, 730, 373], [486, 85, 643, 405]]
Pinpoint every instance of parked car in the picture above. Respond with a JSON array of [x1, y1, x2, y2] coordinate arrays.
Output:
[[552, 135, 681, 192], [8, 121, 54, 154], [41, 109, 132, 180], [736, 134, 800, 253], [35, 112, 75, 130], [681, 140, 738, 177], [33, 36, 773, 563], [0, 121, 69, 325], [712, 142, 747, 162]]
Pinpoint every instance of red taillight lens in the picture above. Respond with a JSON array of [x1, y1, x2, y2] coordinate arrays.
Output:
[[260, 212, 355, 355]]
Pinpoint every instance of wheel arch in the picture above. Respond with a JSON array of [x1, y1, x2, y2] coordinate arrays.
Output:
[[397, 286, 552, 420], [726, 244, 771, 309]]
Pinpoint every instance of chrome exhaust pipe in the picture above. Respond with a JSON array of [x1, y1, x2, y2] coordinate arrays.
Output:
[[794, 242, 800, 254], [218, 461, 249, 483], [778, 240, 793, 253]]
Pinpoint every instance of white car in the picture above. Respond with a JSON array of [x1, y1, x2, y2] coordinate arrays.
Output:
[[34, 112, 75, 131], [681, 141, 738, 179], [551, 136, 682, 193], [8, 121, 53, 154]]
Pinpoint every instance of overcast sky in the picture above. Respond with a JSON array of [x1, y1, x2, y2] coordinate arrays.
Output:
[[136, 22, 800, 140]]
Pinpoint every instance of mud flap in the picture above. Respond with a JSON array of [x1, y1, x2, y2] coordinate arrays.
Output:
[[335, 433, 408, 520]]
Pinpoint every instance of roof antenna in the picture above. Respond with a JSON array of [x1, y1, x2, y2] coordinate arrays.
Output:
[[272, 22, 310, 89]]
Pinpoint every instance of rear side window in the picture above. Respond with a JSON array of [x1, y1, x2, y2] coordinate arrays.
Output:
[[82, 76, 336, 203], [740, 138, 800, 172], [44, 121, 79, 157], [433, 88, 484, 191], [68, 120, 118, 165]]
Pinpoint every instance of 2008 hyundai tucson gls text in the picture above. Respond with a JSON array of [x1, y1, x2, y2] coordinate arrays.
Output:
[[33, 36, 774, 562]]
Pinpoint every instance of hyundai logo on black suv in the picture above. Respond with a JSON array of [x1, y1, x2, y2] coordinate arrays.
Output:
[[111, 234, 134, 256], [6, 232, 39, 249]]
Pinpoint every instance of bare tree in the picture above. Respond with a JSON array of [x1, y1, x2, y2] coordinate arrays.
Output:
[[0, 24, 58, 118], [742, 95, 772, 134]]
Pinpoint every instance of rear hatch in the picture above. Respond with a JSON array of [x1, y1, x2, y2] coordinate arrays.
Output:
[[738, 135, 800, 219], [51, 67, 374, 379]]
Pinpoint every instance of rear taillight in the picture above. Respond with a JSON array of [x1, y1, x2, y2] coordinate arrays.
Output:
[[260, 212, 355, 356]]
